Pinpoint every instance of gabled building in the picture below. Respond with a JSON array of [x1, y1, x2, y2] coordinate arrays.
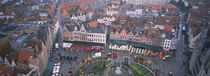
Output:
[[63, 22, 107, 44], [119, 28, 128, 40], [97, 16, 116, 24]]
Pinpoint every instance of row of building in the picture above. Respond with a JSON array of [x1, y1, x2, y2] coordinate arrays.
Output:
[[0, 0, 59, 75], [184, 0, 210, 76]]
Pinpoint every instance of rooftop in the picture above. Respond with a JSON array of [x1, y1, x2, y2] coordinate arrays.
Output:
[[0, 63, 13, 76], [15, 34, 30, 43], [17, 51, 34, 65]]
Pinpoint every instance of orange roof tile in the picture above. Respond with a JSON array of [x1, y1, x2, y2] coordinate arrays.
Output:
[[89, 21, 98, 27], [118, 15, 128, 20], [18, 51, 34, 64], [146, 4, 177, 10], [144, 25, 150, 29], [47, 9, 54, 14], [164, 24, 174, 31], [4, 8, 12, 15], [112, 25, 122, 28], [62, 9, 68, 18], [156, 16, 179, 25], [0, 63, 13, 75], [60, 1, 79, 9]]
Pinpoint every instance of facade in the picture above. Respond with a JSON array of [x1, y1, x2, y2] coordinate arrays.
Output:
[[128, 32, 134, 41], [188, 32, 200, 49], [63, 24, 107, 44], [163, 39, 171, 51], [170, 39, 178, 50], [109, 24, 177, 51]]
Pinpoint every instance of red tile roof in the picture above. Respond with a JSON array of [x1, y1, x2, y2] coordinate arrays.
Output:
[[156, 16, 179, 25], [0, 63, 13, 76], [62, 9, 68, 18], [4, 8, 12, 15], [118, 15, 128, 20], [146, 4, 177, 11], [18, 51, 34, 65], [47, 9, 54, 15], [89, 21, 98, 27], [164, 24, 174, 31], [60, 1, 79, 9]]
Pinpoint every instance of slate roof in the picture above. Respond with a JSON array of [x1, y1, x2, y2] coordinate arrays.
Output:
[[65, 23, 80, 32], [37, 26, 48, 45], [86, 26, 106, 33]]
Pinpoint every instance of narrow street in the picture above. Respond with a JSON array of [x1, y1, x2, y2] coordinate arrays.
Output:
[[158, 11, 187, 76]]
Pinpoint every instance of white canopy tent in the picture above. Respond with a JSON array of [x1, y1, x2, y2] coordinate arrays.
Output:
[[55, 43, 72, 48], [92, 52, 102, 58]]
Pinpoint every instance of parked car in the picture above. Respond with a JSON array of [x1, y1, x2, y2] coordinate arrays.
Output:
[[162, 55, 172, 60]]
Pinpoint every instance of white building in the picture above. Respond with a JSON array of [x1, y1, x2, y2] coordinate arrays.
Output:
[[87, 33, 106, 43], [106, 9, 119, 16], [97, 16, 116, 24], [88, 12, 93, 19], [0, 15, 14, 19], [64, 24, 107, 44], [71, 14, 86, 21], [125, 9, 143, 15], [163, 39, 172, 51], [39, 12, 48, 17]]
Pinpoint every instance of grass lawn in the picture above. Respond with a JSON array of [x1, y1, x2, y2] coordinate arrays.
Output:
[[129, 63, 152, 76], [109, 68, 115, 76], [87, 73, 97, 76], [108, 67, 129, 76], [122, 68, 129, 76], [87, 61, 108, 76]]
